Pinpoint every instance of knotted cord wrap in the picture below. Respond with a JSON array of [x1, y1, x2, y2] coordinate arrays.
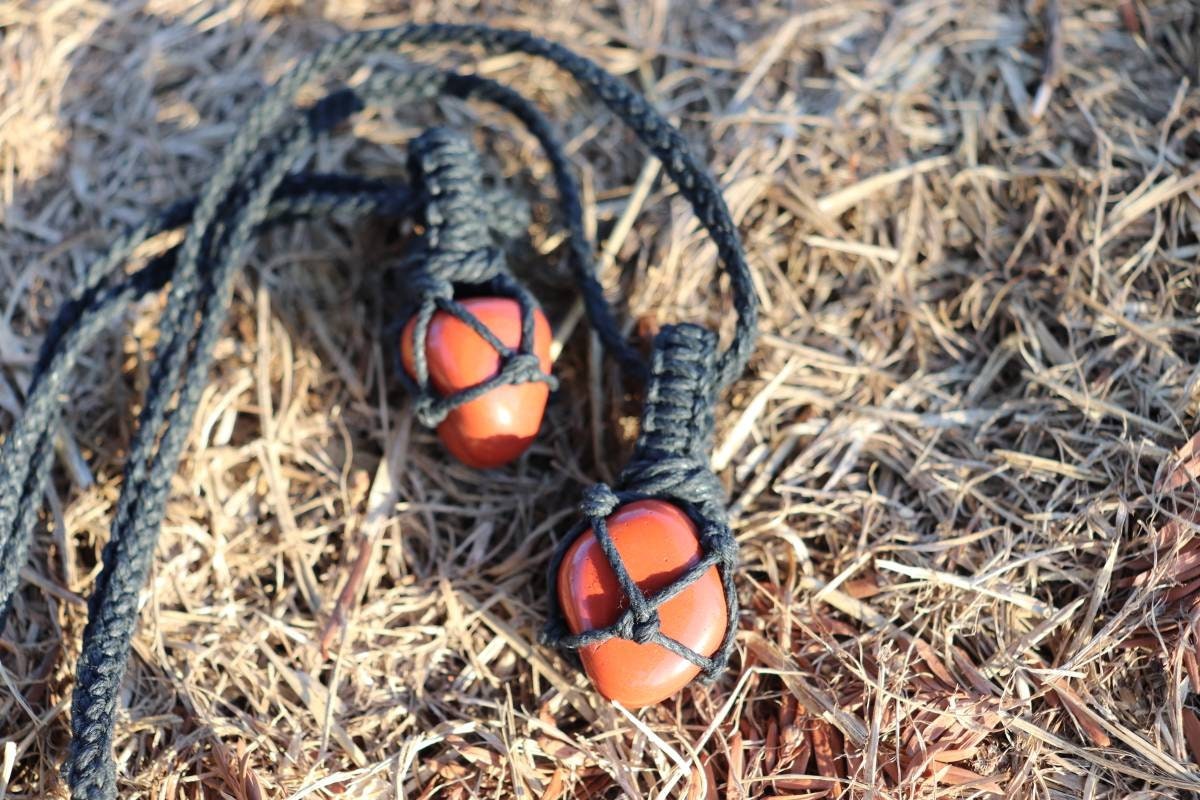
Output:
[[397, 127, 557, 430], [541, 324, 739, 680], [0, 24, 757, 798]]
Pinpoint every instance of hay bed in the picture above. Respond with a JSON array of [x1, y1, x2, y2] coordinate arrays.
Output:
[[3, 1, 1200, 798]]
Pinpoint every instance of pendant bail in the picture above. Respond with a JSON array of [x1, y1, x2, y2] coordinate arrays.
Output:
[[619, 323, 726, 524]]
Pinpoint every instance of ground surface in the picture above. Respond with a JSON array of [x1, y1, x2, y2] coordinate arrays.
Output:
[[3, 1, 1200, 798]]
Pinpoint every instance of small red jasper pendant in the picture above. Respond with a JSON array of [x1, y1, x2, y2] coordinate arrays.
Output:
[[401, 297, 552, 469], [557, 499, 726, 708]]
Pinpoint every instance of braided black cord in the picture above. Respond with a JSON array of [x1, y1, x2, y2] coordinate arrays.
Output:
[[0, 175, 414, 624], [0, 26, 757, 798], [65, 71, 447, 798]]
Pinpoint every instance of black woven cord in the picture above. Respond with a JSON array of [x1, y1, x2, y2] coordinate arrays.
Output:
[[396, 127, 557, 430], [0, 25, 758, 798], [541, 324, 739, 682], [62, 72, 452, 798], [0, 173, 414, 627]]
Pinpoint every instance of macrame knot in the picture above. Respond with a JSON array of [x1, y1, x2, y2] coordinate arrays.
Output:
[[416, 246, 507, 286], [615, 608, 660, 644], [409, 275, 454, 302], [630, 324, 719, 463], [619, 324, 728, 524], [619, 456, 726, 523], [504, 351, 544, 380], [580, 483, 620, 519], [412, 394, 442, 429]]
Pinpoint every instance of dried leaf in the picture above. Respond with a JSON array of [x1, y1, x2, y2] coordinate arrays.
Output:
[[727, 731, 745, 800], [541, 769, 567, 800], [1182, 708, 1200, 766], [1052, 683, 1112, 747], [929, 763, 1005, 795], [809, 719, 844, 780]]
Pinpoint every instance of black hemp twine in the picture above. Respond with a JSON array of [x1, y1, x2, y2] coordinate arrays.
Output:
[[0, 24, 757, 799]]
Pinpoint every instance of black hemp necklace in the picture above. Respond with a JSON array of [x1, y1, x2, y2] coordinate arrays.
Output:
[[0, 24, 757, 799]]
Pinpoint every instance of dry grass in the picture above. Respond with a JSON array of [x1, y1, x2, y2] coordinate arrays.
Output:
[[2, 0, 1200, 797]]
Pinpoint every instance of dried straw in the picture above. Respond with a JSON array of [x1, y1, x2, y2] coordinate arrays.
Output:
[[3, 1, 1200, 797]]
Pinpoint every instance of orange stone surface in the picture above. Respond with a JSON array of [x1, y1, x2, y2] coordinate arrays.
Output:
[[556, 499, 726, 708], [401, 297, 552, 468]]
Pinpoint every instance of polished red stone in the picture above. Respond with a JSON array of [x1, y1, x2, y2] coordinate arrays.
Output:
[[401, 297, 552, 468], [556, 499, 726, 708]]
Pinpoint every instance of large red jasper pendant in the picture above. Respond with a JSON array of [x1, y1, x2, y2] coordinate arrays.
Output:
[[556, 499, 726, 707], [401, 297, 552, 469]]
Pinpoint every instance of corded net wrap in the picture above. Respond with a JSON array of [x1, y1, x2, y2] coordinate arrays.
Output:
[[398, 127, 557, 428], [0, 22, 757, 800], [541, 324, 739, 679]]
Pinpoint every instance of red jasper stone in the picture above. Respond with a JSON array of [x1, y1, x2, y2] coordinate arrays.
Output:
[[556, 499, 726, 708], [401, 297, 552, 469]]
